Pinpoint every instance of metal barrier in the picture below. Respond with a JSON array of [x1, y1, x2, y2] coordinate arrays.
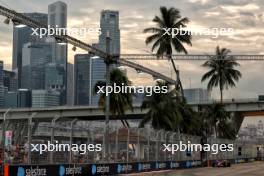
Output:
[[0, 119, 263, 165]]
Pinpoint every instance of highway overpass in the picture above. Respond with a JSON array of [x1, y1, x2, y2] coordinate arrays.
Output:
[[0, 99, 263, 121]]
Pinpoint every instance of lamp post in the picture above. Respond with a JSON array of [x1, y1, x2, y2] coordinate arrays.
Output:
[[104, 30, 111, 161]]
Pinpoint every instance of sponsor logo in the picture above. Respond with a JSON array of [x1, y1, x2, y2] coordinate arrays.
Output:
[[170, 162, 179, 169], [156, 162, 166, 169], [17, 167, 47, 176], [117, 164, 132, 173], [59, 165, 82, 176], [91, 165, 110, 175], [138, 163, 151, 171], [17, 167, 25, 176], [59, 166, 65, 176]]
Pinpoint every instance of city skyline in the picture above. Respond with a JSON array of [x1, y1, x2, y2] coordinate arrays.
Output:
[[0, 0, 264, 99]]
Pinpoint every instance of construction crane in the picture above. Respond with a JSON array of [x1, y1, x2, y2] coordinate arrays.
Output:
[[0, 4, 177, 84]]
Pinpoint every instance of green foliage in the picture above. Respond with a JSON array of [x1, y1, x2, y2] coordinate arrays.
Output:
[[94, 69, 133, 126], [201, 46, 242, 101]]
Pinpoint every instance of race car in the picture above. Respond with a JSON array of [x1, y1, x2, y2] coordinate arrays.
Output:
[[212, 160, 231, 167]]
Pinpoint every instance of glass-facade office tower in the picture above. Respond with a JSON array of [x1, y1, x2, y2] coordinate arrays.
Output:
[[98, 10, 120, 55], [4, 89, 31, 108], [21, 42, 52, 90], [76, 10, 120, 106], [45, 63, 65, 105], [184, 88, 211, 103], [0, 61, 4, 107], [12, 13, 48, 88], [66, 63, 74, 105], [32, 90, 60, 108], [48, 1, 68, 104], [3, 70, 17, 91], [74, 54, 105, 106]]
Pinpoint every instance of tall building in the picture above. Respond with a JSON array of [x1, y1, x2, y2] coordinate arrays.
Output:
[[98, 10, 120, 55], [74, 54, 106, 106], [5, 89, 31, 108], [32, 90, 60, 108], [45, 63, 65, 105], [12, 13, 48, 88], [0, 61, 4, 107], [21, 42, 52, 90], [184, 88, 211, 104], [3, 70, 17, 91], [74, 54, 91, 105], [66, 63, 74, 105], [48, 1, 68, 105], [77, 10, 120, 106]]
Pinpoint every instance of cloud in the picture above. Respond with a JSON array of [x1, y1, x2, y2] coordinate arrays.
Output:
[[0, 0, 263, 98]]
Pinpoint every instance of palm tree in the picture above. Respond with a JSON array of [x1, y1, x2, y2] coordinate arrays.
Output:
[[139, 81, 181, 131], [203, 103, 229, 137], [144, 6, 192, 96], [201, 46, 242, 102], [94, 68, 133, 127]]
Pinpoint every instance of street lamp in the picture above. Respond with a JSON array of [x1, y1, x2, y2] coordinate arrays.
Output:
[[3, 18, 10, 25], [72, 46, 77, 51], [104, 30, 111, 161]]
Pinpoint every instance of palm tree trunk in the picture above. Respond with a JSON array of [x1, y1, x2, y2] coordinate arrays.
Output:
[[169, 57, 184, 97], [220, 88, 223, 103]]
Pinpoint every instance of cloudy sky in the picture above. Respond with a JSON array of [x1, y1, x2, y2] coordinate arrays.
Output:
[[0, 0, 264, 100]]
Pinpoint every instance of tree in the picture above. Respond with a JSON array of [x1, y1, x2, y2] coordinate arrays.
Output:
[[144, 6, 192, 95], [94, 68, 133, 127], [201, 46, 242, 102], [201, 103, 236, 139], [139, 81, 180, 131]]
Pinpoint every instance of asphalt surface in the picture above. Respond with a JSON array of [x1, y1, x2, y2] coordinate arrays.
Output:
[[123, 162, 264, 176]]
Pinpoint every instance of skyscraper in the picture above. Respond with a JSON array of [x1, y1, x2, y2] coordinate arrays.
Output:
[[48, 1, 67, 64], [74, 54, 106, 106], [45, 63, 65, 105], [66, 63, 74, 105], [74, 54, 91, 105], [32, 90, 60, 108], [3, 70, 17, 91], [12, 13, 48, 88], [48, 1, 68, 105], [4, 89, 31, 108], [98, 10, 120, 55], [21, 41, 52, 90], [0, 61, 4, 107], [78, 10, 120, 106]]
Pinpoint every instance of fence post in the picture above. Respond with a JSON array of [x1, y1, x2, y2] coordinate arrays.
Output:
[[28, 112, 37, 164], [147, 129, 150, 162], [50, 115, 60, 164], [115, 128, 119, 161], [164, 131, 170, 161], [69, 119, 77, 163], [126, 128, 130, 163], [155, 130, 162, 162], [137, 128, 140, 162]]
